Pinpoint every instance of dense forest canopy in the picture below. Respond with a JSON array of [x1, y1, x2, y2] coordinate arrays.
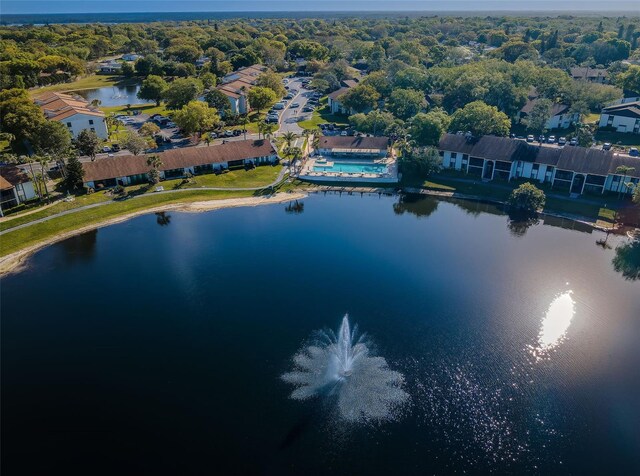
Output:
[[1, 15, 640, 151]]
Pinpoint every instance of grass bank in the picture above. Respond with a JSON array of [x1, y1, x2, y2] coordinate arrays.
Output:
[[411, 174, 626, 222], [0, 189, 253, 258], [0, 165, 283, 232], [298, 98, 349, 130], [29, 75, 132, 94]]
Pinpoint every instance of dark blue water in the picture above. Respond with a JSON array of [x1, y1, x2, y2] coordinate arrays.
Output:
[[2, 194, 639, 475]]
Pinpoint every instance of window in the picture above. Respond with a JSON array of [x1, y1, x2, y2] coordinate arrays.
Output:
[[451, 152, 457, 159], [66, 122, 72, 127], [90, 128, 95, 132], [89, 119, 94, 125]]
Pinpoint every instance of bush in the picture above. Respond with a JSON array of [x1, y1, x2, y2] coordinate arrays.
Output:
[[508, 182, 546, 213]]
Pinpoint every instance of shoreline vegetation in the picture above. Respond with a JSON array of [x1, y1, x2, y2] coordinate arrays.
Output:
[[0, 191, 306, 278], [2, 177, 633, 279]]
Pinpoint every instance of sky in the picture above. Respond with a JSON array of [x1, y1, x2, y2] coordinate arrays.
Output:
[[3, 1, 639, 14]]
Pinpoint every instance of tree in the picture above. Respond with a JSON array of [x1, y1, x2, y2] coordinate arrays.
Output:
[[146, 154, 162, 185], [74, 129, 102, 161], [139, 122, 160, 137], [612, 240, 640, 280], [508, 182, 546, 213], [616, 65, 640, 94], [163, 78, 204, 110], [634, 186, 640, 205], [64, 155, 84, 191], [348, 110, 397, 136], [256, 70, 286, 97], [32, 121, 72, 158], [258, 120, 277, 140], [280, 131, 297, 150], [523, 98, 553, 132], [248, 86, 277, 114], [34, 155, 51, 201], [0, 88, 46, 148], [172, 101, 219, 137], [200, 72, 217, 90], [205, 88, 232, 116], [341, 84, 380, 114], [138, 75, 167, 106], [121, 131, 148, 155], [387, 88, 427, 121], [409, 109, 451, 147], [575, 122, 595, 148], [400, 147, 442, 176], [615, 165, 635, 197], [449, 101, 511, 137]]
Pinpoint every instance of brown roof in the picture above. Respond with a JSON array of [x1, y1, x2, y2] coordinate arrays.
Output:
[[328, 87, 350, 101], [520, 98, 570, 117], [0, 165, 32, 190], [34, 91, 104, 121], [318, 136, 389, 150], [82, 140, 277, 182], [570, 67, 608, 80]]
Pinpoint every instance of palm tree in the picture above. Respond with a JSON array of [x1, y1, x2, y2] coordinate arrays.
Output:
[[281, 131, 297, 149], [35, 155, 51, 202], [146, 154, 163, 184], [615, 165, 635, 197], [240, 115, 249, 140]]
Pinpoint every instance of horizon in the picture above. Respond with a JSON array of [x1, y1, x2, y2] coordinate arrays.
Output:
[[4, 1, 640, 15]]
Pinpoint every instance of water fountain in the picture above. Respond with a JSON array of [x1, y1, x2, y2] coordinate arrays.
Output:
[[282, 314, 409, 423]]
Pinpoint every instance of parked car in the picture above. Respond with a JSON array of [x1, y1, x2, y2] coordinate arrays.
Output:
[[526, 135, 535, 142], [558, 137, 567, 146], [266, 115, 279, 123], [629, 147, 639, 157], [166, 121, 176, 128], [547, 135, 556, 143], [538, 135, 546, 142], [569, 137, 578, 146], [224, 130, 234, 137], [111, 143, 120, 151], [340, 130, 348, 136], [102, 146, 112, 153], [209, 132, 218, 139], [273, 103, 285, 110], [284, 94, 294, 100], [603, 142, 612, 150], [290, 103, 300, 108], [302, 106, 314, 112]]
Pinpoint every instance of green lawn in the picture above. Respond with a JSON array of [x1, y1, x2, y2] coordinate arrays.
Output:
[[594, 130, 640, 149], [407, 174, 628, 220], [101, 103, 170, 117], [29, 75, 131, 94], [177, 165, 282, 189], [298, 98, 350, 130], [0, 190, 254, 257], [0, 166, 282, 233]]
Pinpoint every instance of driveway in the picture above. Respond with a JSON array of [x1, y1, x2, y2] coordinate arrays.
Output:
[[278, 77, 315, 135]]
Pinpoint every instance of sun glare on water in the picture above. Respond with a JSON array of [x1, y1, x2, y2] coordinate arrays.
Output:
[[533, 291, 576, 358]]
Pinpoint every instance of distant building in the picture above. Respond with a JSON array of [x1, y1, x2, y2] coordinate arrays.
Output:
[[570, 67, 609, 84], [438, 133, 640, 196], [598, 101, 640, 134], [0, 165, 37, 214], [217, 64, 266, 115], [98, 60, 122, 73], [327, 79, 360, 115], [316, 136, 389, 158], [122, 53, 141, 62], [82, 139, 278, 189], [519, 98, 579, 130], [34, 92, 108, 139]]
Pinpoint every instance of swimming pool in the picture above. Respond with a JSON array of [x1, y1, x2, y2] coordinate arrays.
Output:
[[313, 161, 388, 174]]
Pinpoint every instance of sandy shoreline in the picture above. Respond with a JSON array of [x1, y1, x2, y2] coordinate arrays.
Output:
[[0, 192, 306, 278]]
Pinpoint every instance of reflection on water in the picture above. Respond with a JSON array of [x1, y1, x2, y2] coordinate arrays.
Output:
[[533, 291, 576, 358], [612, 239, 640, 280]]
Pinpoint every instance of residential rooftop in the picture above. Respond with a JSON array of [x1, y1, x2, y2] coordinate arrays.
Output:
[[82, 139, 277, 182]]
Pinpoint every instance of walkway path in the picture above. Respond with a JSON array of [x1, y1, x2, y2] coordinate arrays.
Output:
[[0, 167, 289, 236]]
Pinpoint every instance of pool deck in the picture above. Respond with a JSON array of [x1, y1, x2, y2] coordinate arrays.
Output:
[[298, 156, 399, 183]]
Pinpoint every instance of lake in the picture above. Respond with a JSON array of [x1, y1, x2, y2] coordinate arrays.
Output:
[[2, 193, 639, 475], [73, 83, 144, 107]]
